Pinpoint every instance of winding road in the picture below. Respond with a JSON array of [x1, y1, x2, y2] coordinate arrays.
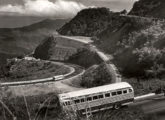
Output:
[[1, 35, 165, 119], [58, 36, 165, 119], [0, 35, 121, 97], [60, 36, 122, 83]]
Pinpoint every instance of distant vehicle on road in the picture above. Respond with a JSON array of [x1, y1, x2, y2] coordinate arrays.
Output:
[[52, 75, 64, 81], [58, 82, 134, 115]]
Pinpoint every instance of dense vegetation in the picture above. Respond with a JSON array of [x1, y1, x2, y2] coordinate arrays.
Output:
[[129, 0, 165, 19], [0, 92, 158, 120], [58, 7, 165, 79], [81, 63, 112, 88], [106, 20, 165, 78], [0, 59, 70, 82], [0, 87, 157, 120], [34, 36, 57, 60], [96, 18, 165, 78], [67, 48, 102, 68], [124, 78, 165, 96], [0, 92, 61, 120]]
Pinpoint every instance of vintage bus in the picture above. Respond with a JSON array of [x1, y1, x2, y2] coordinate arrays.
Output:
[[58, 82, 134, 115]]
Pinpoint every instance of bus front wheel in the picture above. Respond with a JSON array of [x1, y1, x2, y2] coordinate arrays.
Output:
[[113, 104, 121, 110]]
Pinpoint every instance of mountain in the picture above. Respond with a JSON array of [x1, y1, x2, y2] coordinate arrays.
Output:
[[17, 19, 69, 32], [0, 18, 69, 65], [129, 0, 165, 19], [58, 7, 121, 37], [58, 7, 165, 78], [0, 15, 45, 28]]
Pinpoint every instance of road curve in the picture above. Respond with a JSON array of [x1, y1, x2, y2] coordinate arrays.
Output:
[[59, 35, 122, 83], [57, 35, 165, 117], [0, 35, 121, 96], [0, 62, 75, 87], [1, 63, 84, 96]]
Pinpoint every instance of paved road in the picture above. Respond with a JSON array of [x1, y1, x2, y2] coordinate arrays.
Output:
[[58, 36, 165, 118], [60, 35, 93, 44], [131, 96, 165, 120], [0, 61, 75, 86], [0, 62, 84, 96]]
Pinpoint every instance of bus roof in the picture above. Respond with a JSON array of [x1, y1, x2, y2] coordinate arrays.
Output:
[[59, 82, 132, 101]]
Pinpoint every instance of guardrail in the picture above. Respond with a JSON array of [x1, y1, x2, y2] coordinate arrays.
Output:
[[134, 93, 165, 102]]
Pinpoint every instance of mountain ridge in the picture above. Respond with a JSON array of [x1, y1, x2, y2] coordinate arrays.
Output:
[[0, 18, 69, 65]]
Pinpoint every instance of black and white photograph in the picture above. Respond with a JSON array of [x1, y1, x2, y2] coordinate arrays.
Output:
[[0, 0, 165, 120]]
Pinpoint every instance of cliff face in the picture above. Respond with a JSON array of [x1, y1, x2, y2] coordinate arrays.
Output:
[[129, 0, 165, 18]]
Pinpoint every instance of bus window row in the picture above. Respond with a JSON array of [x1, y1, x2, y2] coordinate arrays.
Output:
[[63, 89, 133, 106]]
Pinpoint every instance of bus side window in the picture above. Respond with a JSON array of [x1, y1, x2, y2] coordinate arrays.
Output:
[[87, 97, 92, 101], [105, 93, 110, 97], [93, 96, 98, 100], [66, 101, 71, 106], [98, 94, 104, 99], [81, 98, 85, 103], [74, 99, 80, 104], [117, 91, 122, 95], [112, 92, 117, 96], [123, 90, 127, 94], [129, 89, 133, 93]]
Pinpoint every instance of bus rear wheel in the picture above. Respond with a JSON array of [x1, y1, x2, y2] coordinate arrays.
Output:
[[113, 104, 121, 110]]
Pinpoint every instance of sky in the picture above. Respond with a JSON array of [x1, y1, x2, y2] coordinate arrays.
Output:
[[0, 0, 137, 18]]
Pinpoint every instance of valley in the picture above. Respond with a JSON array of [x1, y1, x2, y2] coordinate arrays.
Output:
[[0, 18, 69, 65], [0, 0, 165, 119]]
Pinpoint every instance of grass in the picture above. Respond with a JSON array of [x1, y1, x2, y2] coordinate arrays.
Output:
[[0, 92, 61, 120], [123, 78, 165, 96], [0, 59, 70, 82], [0, 92, 160, 120], [0, 78, 162, 120]]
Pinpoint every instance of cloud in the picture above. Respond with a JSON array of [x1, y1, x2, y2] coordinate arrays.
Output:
[[0, 0, 86, 18]]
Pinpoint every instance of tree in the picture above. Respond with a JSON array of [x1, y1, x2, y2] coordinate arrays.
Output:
[[135, 47, 164, 78]]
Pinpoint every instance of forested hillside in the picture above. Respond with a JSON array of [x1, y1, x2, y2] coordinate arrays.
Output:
[[58, 7, 165, 78], [129, 0, 165, 19], [58, 8, 121, 37]]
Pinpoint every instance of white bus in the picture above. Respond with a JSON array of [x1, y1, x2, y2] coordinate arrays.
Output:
[[58, 82, 134, 115], [52, 75, 64, 81]]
